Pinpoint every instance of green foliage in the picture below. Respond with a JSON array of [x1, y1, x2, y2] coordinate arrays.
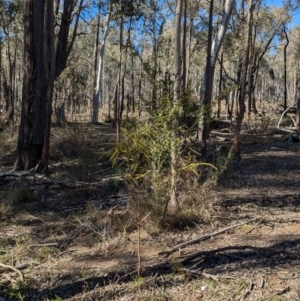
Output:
[[133, 275, 145, 288], [111, 96, 215, 220], [111, 98, 196, 184], [218, 84, 239, 100], [111, 97, 183, 184], [0, 282, 27, 301]]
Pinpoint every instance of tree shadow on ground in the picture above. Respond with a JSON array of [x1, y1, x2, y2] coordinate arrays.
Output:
[[5, 237, 299, 301], [220, 193, 300, 209]]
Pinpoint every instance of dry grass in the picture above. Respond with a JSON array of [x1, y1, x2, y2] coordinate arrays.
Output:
[[0, 197, 14, 218], [0, 116, 300, 300]]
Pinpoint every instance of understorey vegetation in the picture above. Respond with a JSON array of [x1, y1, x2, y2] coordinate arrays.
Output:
[[1, 0, 300, 300]]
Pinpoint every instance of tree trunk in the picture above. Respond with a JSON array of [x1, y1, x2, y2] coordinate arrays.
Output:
[[182, 0, 187, 90], [130, 52, 135, 114], [15, 0, 55, 171], [138, 69, 142, 119], [233, 0, 254, 156], [92, 7, 111, 123], [169, 0, 183, 213], [217, 52, 223, 119], [3, 37, 15, 125], [91, 8, 100, 120], [283, 25, 289, 111], [16, 0, 83, 171], [114, 12, 123, 142], [55, 0, 83, 78], [196, 0, 235, 154], [196, 0, 213, 155], [296, 78, 300, 132]]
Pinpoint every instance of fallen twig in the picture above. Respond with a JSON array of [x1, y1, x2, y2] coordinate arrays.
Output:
[[0, 263, 29, 273], [58, 225, 84, 251], [183, 267, 219, 281], [159, 218, 257, 257], [259, 286, 290, 301], [245, 221, 262, 234], [242, 279, 254, 300], [0, 262, 24, 282], [28, 243, 58, 250]]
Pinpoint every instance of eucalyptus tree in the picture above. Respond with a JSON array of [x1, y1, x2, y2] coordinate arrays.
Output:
[[233, 0, 253, 156], [92, 0, 112, 123], [169, 0, 183, 211], [105, 0, 147, 137], [282, 24, 289, 111], [15, 0, 85, 171], [196, 0, 235, 154], [246, 3, 291, 115]]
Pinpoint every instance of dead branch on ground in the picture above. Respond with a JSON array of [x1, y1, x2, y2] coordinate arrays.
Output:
[[0, 170, 123, 188], [0, 262, 24, 282], [259, 287, 290, 301], [159, 218, 257, 257]]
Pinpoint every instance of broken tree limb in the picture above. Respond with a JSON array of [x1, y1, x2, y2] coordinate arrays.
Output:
[[274, 127, 296, 134], [0, 262, 24, 282], [277, 101, 296, 128], [158, 218, 257, 257], [259, 287, 290, 301]]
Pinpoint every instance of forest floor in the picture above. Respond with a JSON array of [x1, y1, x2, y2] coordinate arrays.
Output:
[[1, 116, 300, 301]]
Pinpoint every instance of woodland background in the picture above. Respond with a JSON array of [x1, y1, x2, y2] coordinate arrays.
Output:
[[1, 0, 300, 300]]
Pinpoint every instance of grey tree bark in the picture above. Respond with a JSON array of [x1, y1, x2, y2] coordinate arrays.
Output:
[[15, 0, 84, 171], [92, 5, 111, 123], [196, 0, 235, 155], [233, 0, 254, 156], [15, 0, 55, 171], [169, 0, 183, 212]]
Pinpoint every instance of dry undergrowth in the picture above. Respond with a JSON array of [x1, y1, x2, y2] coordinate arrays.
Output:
[[0, 115, 300, 301]]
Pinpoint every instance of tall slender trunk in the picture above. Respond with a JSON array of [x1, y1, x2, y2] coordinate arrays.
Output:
[[120, 16, 132, 121], [217, 52, 223, 119], [182, 0, 187, 90], [233, 0, 254, 156], [283, 25, 289, 111], [138, 69, 142, 118], [197, 0, 213, 155], [92, 6, 111, 123], [296, 77, 300, 131], [196, 0, 235, 154], [91, 9, 100, 119], [119, 59, 127, 121], [115, 13, 123, 142], [130, 53, 135, 114], [169, 0, 183, 213], [294, 67, 298, 101], [151, 2, 158, 110], [3, 37, 14, 125], [0, 39, 2, 114]]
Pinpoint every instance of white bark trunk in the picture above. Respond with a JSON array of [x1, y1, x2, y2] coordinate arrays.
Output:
[[211, 0, 235, 68], [92, 9, 111, 123]]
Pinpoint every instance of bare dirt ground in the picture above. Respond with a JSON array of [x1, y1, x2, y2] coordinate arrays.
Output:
[[1, 120, 300, 301]]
